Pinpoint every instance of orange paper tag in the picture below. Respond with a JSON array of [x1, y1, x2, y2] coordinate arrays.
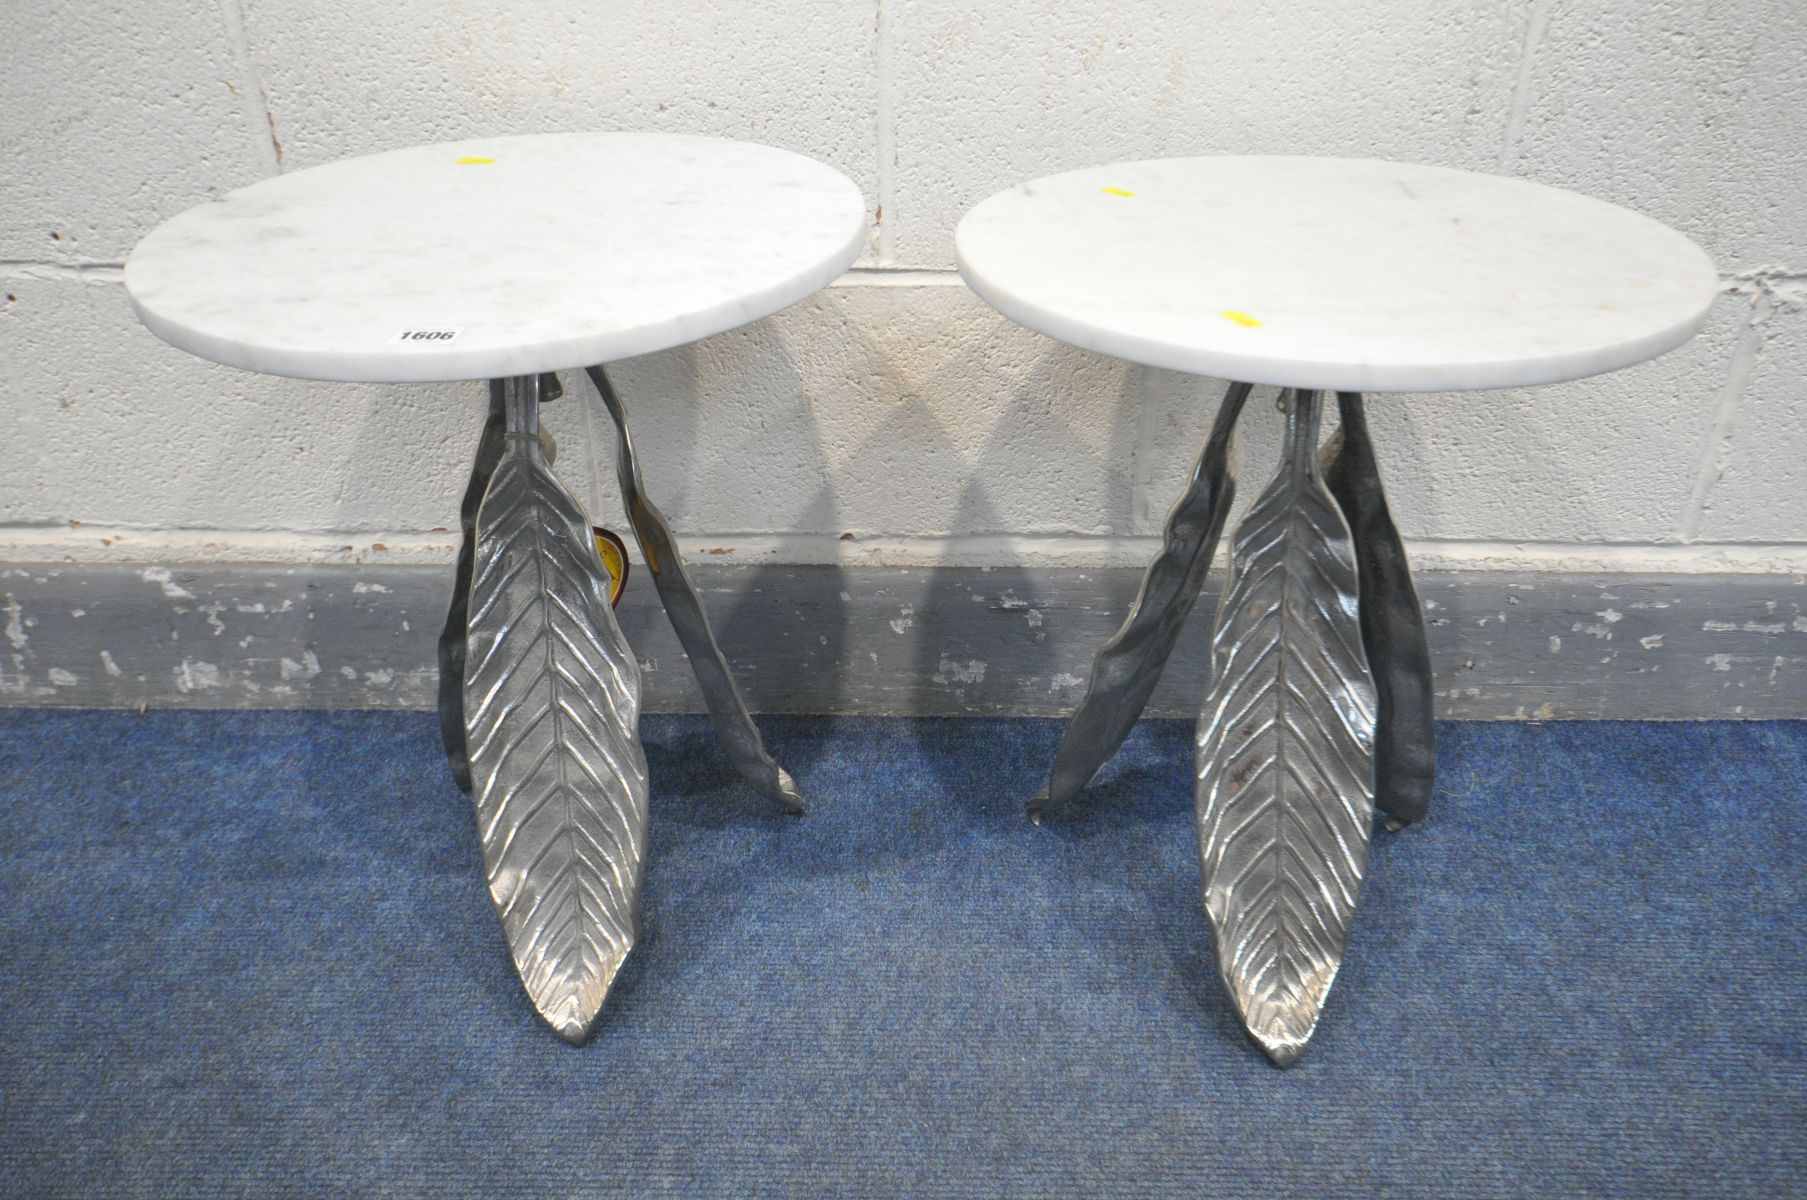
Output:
[[592, 527, 630, 607]]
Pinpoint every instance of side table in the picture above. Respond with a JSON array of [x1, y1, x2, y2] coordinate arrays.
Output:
[[127, 132, 865, 1042], [956, 156, 1716, 1065]]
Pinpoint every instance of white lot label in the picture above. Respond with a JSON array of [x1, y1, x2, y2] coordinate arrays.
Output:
[[392, 328, 463, 344]]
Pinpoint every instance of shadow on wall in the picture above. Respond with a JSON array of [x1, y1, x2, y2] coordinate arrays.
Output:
[[573, 293, 1159, 738], [703, 333, 851, 786], [827, 305, 1143, 718]]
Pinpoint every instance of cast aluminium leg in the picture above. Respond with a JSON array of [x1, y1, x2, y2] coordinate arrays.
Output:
[[584, 365, 803, 815], [1320, 392, 1436, 828], [440, 374, 563, 794], [1195, 389, 1376, 1067], [1041, 380, 1435, 1063], [1029, 380, 1253, 821], [437, 381, 506, 793], [463, 374, 650, 1044]]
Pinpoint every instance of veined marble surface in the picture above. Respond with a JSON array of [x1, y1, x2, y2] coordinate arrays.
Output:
[[126, 133, 866, 383], [955, 157, 1718, 392]]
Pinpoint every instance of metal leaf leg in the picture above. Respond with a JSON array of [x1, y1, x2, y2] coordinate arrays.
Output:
[[1195, 389, 1377, 1068], [438, 381, 507, 794], [440, 374, 566, 793], [465, 374, 650, 1044], [584, 365, 803, 815], [1031, 381, 1253, 822], [1320, 392, 1436, 830]]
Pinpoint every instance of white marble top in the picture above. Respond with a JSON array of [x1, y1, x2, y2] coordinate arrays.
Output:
[[956, 157, 1717, 392], [126, 133, 866, 382]]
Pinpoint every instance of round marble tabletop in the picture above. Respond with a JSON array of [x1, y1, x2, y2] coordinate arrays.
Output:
[[126, 133, 866, 382], [955, 157, 1717, 392]]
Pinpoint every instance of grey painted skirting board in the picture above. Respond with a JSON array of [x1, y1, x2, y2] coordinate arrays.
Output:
[[2, 562, 1803, 719]]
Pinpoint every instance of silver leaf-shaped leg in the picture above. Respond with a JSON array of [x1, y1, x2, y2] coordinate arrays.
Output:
[[1196, 389, 1377, 1067], [584, 365, 802, 814], [439, 381, 508, 794], [440, 378, 566, 794], [1320, 392, 1435, 829], [465, 374, 650, 1044], [1031, 381, 1252, 822]]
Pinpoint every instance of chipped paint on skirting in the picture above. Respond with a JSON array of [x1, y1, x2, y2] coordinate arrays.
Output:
[[0, 563, 1798, 720], [933, 657, 988, 685]]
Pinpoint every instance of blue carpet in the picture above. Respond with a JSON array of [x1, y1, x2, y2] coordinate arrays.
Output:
[[0, 711, 1802, 1198]]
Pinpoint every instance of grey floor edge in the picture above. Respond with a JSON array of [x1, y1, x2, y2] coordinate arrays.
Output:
[[0, 561, 1801, 718]]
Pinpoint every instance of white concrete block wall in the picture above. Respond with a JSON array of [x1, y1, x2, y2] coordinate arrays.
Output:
[[2, 0, 1803, 574], [885, 0, 1526, 266]]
